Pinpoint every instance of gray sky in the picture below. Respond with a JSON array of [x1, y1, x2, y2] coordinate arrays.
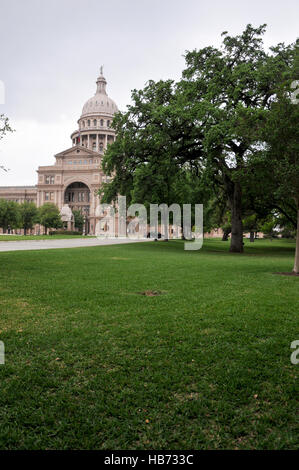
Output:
[[0, 0, 298, 185]]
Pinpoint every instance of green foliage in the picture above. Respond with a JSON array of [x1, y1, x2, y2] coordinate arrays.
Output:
[[72, 210, 84, 232], [37, 203, 62, 234], [260, 219, 277, 238], [49, 230, 83, 236], [101, 25, 297, 253], [0, 114, 13, 141], [242, 213, 259, 232], [0, 199, 20, 231], [181, 25, 295, 251], [19, 201, 38, 234], [0, 114, 14, 172]]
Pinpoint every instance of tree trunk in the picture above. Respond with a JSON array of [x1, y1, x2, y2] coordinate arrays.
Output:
[[250, 231, 254, 242], [293, 206, 299, 274], [222, 228, 230, 241], [229, 182, 244, 253]]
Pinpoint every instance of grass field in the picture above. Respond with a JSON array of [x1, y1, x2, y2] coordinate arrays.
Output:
[[0, 239, 298, 450], [0, 235, 93, 241]]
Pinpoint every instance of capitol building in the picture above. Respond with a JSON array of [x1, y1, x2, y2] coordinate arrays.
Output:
[[0, 69, 118, 235]]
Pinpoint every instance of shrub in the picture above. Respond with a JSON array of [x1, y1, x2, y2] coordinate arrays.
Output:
[[49, 230, 83, 236]]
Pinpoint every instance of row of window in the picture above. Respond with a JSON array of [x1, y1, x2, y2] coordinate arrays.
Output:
[[81, 119, 111, 129], [65, 192, 90, 203], [66, 159, 99, 165], [45, 192, 91, 203]]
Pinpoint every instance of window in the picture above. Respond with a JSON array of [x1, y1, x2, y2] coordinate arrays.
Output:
[[100, 119, 104, 126], [107, 120, 110, 127], [50, 192, 54, 201], [93, 119, 97, 127], [46, 175, 55, 184], [88, 119, 90, 126], [45, 192, 49, 201]]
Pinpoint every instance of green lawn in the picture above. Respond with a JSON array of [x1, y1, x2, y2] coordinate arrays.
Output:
[[0, 239, 298, 450], [0, 235, 93, 241]]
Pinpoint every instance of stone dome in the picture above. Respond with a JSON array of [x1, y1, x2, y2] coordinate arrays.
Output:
[[81, 70, 118, 118]]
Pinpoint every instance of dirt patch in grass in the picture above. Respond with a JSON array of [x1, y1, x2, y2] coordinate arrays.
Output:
[[138, 290, 165, 297], [273, 272, 299, 277]]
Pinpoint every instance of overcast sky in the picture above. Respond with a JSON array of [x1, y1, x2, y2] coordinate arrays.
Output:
[[0, 0, 298, 185]]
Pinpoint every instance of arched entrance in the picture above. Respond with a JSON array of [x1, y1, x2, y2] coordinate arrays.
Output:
[[64, 182, 90, 234]]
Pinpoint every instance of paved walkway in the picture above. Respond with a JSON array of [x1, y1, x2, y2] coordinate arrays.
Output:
[[0, 237, 149, 252]]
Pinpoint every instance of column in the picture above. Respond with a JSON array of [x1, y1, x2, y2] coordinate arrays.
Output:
[[96, 133, 99, 152], [88, 134, 90, 149]]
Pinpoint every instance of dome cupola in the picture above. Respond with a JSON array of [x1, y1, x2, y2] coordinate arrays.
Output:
[[81, 67, 118, 118]]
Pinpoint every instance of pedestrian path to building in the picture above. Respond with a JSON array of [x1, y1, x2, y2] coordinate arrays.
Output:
[[0, 237, 149, 252]]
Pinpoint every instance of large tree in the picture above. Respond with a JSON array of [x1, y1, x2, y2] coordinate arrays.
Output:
[[180, 25, 295, 252], [102, 25, 296, 252]]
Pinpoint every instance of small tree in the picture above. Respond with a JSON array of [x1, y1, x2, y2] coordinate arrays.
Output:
[[19, 201, 38, 235], [37, 203, 62, 234], [73, 210, 84, 232], [260, 219, 277, 240], [243, 214, 259, 242], [0, 199, 20, 232]]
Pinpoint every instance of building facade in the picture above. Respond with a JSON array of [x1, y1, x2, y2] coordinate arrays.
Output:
[[0, 69, 117, 235]]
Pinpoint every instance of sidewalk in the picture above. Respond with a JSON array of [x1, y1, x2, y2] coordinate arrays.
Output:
[[0, 237, 149, 252]]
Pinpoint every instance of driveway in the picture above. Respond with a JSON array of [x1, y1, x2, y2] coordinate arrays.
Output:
[[0, 237, 149, 252]]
